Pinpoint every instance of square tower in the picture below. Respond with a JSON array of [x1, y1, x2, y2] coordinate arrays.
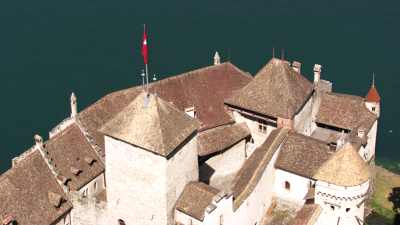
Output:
[[100, 91, 200, 225]]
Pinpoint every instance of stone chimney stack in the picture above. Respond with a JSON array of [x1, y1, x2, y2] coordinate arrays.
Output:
[[313, 64, 322, 84], [70, 92, 77, 118], [34, 134, 44, 150], [336, 131, 347, 150], [214, 51, 221, 65], [292, 61, 301, 73]]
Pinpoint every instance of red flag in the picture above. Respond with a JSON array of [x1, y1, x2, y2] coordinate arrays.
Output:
[[141, 26, 148, 65]]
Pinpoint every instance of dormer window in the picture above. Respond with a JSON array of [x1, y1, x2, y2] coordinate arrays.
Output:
[[1, 215, 15, 225], [71, 167, 82, 176], [185, 106, 197, 118]]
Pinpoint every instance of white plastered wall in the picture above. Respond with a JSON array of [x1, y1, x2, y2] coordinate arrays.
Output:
[[357, 121, 378, 162], [166, 136, 199, 225], [294, 96, 313, 136], [200, 139, 246, 191], [274, 169, 312, 206], [105, 135, 168, 225], [78, 173, 105, 198], [232, 111, 276, 148], [175, 140, 282, 225]]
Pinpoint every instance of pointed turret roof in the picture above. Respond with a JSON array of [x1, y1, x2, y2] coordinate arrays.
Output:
[[100, 91, 199, 157], [225, 58, 313, 119], [313, 143, 370, 186], [366, 76, 381, 102]]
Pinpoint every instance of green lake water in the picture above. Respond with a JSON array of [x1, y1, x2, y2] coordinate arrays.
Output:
[[0, 0, 399, 173]]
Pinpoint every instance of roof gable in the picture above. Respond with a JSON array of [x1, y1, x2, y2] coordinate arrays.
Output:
[[226, 58, 313, 119], [100, 91, 199, 157]]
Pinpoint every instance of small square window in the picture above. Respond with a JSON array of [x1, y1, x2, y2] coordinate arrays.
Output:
[[258, 123, 267, 133]]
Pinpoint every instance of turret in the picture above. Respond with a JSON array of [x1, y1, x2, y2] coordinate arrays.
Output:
[[214, 51, 221, 65], [365, 74, 381, 117], [70, 92, 78, 118], [313, 144, 370, 225]]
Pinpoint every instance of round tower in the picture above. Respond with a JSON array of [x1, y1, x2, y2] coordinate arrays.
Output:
[[313, 143, 370, 225]]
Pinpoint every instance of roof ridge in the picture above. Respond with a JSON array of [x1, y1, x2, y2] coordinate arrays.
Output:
[[154, 95, 166, 154], [155, 63, 228, 84]]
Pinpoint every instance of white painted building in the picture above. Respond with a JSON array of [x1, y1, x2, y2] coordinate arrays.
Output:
[[0, 54, 380, 225]]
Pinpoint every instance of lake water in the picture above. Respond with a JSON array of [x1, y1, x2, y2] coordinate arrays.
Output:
[[1, 0, 399, 173]]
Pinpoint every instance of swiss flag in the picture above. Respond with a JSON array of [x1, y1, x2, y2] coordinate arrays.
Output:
[[141, 26, 148, 65]]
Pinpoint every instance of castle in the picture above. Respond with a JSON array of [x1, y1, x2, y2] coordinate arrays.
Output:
[[0, 52, 380, 225]]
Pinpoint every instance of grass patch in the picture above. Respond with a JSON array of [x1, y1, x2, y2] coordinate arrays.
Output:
[[366, 166, 400, 225]]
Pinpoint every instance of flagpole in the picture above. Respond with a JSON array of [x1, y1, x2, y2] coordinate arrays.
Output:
[[143, 24, 149, 93], [145, 63, 149, 92]]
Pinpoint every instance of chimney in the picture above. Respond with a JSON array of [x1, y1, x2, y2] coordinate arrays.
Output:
[[214, 51, 221, 65], [336, 131, 347, 150], [70, 92, 78, 118], [292, 61, 301, 73], [34, 134, 44, 150], [313, 64, 322, 84]]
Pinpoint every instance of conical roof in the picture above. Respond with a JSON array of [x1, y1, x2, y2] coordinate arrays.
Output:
[[225, 58, 313, 119], [100, 91, 199, 157], [313, 143, 370, 186], [366, 85, 381, 102]]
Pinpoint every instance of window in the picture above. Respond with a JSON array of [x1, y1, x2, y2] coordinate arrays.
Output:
[[285, 181, 290, 191], [372, 106, 376, 112], [346, 208, 351, 213], [258, 123, 267, 133], [118, 219, 126, 225], [330, 205, 335, 211], [220, 215, 224, 225], [250, 138, 254, 144], [94, 181, 98, 192], [82, 188, 88, 197]]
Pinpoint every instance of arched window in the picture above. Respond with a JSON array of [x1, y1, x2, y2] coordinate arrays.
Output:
[[285, 181, 290, 191], [118, 219, 126, 225]]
